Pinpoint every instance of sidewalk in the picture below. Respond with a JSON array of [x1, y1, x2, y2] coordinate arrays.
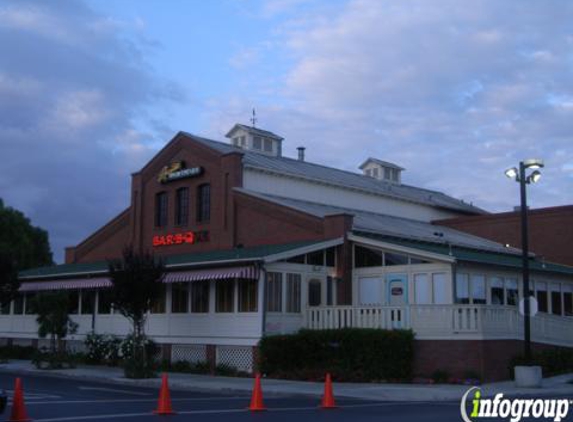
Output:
[[1, 360, 571, 402]]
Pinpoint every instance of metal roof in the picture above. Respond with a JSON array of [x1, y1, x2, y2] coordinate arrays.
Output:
[[235, 189, 519, 255], [181, 131, 484, 214]]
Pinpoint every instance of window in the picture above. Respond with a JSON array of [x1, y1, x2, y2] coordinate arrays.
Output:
[[151, 285, 166, 314], [191, 280, 209, 313], [365, 169, 371, 177], [197, 184, 211, 222], [171, 283, 189, 313], [455, 273, 470, 304], [238, 279, 258, 312], [307, 250, 324, 266], [325, 248, 336, 267], [232, 137, 239, 146], [432, 273, 448, 304], [286, 273, 301, 313], [384, 168, 392, 180], [175, 188, 189, 226], [359, 277, 382, 305], [550, 284, 561, 316], [506, 278, 518, 306], [155, 192, 168, 227], [410, 257, 430, 264], [536, 282, 548, 313], [68, 291, 79, 314], [414, 274, 431, 304], [490, 277, 504, 305], [216, 279, 234, 312], [355, 245, 383, 267], [308, 279, 322, 307], [1, 301, 10, 315], [253, 136, 262, 150], [13, 294, 24, 315], [263, 138, 273, 152], [326, 276, 334, 306], [372, 167, 379, 178], [81, 290, 96, 314], [564, 284, 573, 316], [24, 293, 36, 315], [471, 275, 486, 304], [385, 252, 408, 266], [265, 272, 282, 312], [286, 254, 305, 264], [98, 290, 112, 314]]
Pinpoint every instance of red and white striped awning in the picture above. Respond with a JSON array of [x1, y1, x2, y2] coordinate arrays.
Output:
[[19, 278, 112, 292], [19, 266, 259, 292], [164, 266, 259, 283]]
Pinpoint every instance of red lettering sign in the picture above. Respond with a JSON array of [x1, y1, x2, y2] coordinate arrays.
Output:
[[152, 230, 208, 247]]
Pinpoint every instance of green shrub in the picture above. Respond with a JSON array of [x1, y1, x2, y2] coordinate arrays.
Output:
[[84, 333, 122, 365], [120, 334, 159, 379], [259, 328, 414, 382], [510, 348, 573, 377], [32, 348, 77, 370]]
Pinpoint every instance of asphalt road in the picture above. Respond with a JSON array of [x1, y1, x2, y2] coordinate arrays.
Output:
[[0, 372, 571, 422]]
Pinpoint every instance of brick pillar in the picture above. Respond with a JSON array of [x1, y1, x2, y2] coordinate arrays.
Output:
[[323, 213, 354, 306], [206, 345, 217, 375]]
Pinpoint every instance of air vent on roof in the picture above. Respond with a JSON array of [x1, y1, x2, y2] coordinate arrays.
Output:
[[225, 123, 284, 157], [359, 157, 404, 184]]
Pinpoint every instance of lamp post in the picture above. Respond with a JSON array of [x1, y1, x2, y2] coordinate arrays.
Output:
[[505, 159, 543, 363]]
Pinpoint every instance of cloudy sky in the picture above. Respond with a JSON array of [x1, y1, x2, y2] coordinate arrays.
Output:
[[1, 0, 572, 262]]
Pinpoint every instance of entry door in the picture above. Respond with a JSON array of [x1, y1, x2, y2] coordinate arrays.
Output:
[[307, 277, 324, 307], [386, 273, 408, 306]]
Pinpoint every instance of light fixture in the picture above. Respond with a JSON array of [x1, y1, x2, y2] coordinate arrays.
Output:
[[504, 167, 518, 179], [523, 158, 544, 169], [527, 170, 542, 184]]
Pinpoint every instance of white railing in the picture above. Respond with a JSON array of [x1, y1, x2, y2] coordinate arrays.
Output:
[[305, 305, 573, 347]]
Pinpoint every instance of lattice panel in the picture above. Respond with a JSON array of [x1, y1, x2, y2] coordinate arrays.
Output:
[[171, 344, 207, 364], [216, 346, 253, 373], [66, 340, 87, 353]]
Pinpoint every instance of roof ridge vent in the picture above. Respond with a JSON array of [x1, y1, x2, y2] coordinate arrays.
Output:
[[359, 157, 404, 184]]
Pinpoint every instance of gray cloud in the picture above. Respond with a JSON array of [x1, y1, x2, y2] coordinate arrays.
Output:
[[0, 0, 181, 262]]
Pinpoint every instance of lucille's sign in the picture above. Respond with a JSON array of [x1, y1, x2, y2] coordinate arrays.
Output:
[[157, 161, 203, 184], [152, 230, 210, 247]]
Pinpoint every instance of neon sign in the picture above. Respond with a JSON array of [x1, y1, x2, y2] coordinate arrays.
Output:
[[152, 230, 209, 247], [157, 161, 203, 184]]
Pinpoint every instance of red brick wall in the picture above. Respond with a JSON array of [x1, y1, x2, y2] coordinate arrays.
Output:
[[436, 206, 573, 267]]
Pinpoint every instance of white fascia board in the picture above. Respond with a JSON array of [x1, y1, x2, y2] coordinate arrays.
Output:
[[264, 237, 344, 264], [348, 233, 456, 264]]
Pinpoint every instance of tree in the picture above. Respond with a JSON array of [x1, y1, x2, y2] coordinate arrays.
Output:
[[31, 292, 78, 355], [0, 252, 18, 308], [108, 246, 165, 378]]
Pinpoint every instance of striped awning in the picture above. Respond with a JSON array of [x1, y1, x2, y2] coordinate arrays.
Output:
[[19, 278, 112, 292], [164, 266, 259, 283]]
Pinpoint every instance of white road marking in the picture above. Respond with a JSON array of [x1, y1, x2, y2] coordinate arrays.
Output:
[[77, 386, 151, 396], [25, 396, 250, 405], [5, 390, 61, 400]]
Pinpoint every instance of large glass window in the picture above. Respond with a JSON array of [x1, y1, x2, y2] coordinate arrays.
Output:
[[306, 250, 324, 266], [432, 273, 448, 304], [325, 248, 336, 267], [253, 136, 262, 150], [385, 252, 408, 266], [265, 272, 282, 312], [24, 293, 36, 315], [263, 138, 273, 152], [171, 283, 189, 313], [175, 188, 189, 226], [68, 291, 79, 315], [308, 279, 322, 307], [414, 273, 431, 304], [354, 245, 383, 267], [455, 273, 470, 304], [81, 290, 96, 315], [196, 184, 211, 223], [490, 277, 504, 305], [471, 275, 486, 304], [191, 280, 209, 313], [550, 284, 562, 316], [536, 282, 548, 313], [286, 273, 301, 313], [98, 289, 112, 314], [0, 301, 10, 315], [151, 285, 166, 314], [13, 294, 24, 315], [155, 192, 168, 227], [506, 278, 518, 306], [563, 284, 573, 316], [216, 279, 234, 312], [238, 279, 258, 312]]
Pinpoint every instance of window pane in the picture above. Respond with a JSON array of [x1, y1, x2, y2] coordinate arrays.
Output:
[[355, 245, 383, 267], [1, 301, 10, 315], [308, 280, 322, 307], [286, 273, 301, 313], [263, 138, 273, 152], [455, 273, 469, 304], [25, 293, 36, 315], [325, 247, 336, 267], [551, 291, 562, 315], [414, 274, 430, 304], [175, 188, 189, 226], [306, 250, 324, 266], [151, 285, 166, 314], [385, 252, 408, 266], [490, 276, 504, 305], [564, 292, 573, 317], [197, 184, 211, 222], [68, 291, 79, 314], [155, 192, 168, 227], [238, 279, 258, 312], [286, 254, 305, 264], [535, 282, 548, 313], [253, 136, 262, 150], [191, 280, 209, 313], [265, 272, 282, 312], [98, 289, 112, 314], [471, 275, 486, 304], [506, 278, 518, 306], [216, 279, 234, 312], [81, 290, 96, 314], [326, 275, 333, 306], [171, 283, 189, 313], [410, 257, 430, 264], [432, 273, 448, 304], [13, 295, 24, 315]]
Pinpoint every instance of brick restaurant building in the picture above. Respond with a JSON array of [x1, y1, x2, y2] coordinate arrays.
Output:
[[1, 124, 572, 380]]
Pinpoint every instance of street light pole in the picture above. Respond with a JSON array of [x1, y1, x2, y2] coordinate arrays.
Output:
[[519, 161, 531, 362]]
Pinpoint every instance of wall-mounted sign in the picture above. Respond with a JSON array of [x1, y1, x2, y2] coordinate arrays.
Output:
[[152, 230, 210, 247], [391, 287, 404, 296], [157, 161, 203, 184]]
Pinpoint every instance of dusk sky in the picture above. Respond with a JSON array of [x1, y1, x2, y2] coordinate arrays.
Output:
[[1, 0, 572, 263]]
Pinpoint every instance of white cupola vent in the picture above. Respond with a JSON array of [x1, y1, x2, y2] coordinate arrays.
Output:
[[225, 123, 284, 157], [359, 157, 404, 184]]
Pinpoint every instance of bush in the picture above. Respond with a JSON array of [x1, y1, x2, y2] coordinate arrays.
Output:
[[32, 348, 77, 370], [259, 328, 414, 382], [120, 334, 159, 379], [84, 333, 121, 365], [511, 348, 573, 377], [0, 345, 36, 361]]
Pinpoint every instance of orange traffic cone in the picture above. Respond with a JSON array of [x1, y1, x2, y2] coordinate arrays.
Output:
[[153, 373, 176, 415], [248, 373, 266, 411], [9, 378, 31, 422], [320, 373, 337, 409]]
